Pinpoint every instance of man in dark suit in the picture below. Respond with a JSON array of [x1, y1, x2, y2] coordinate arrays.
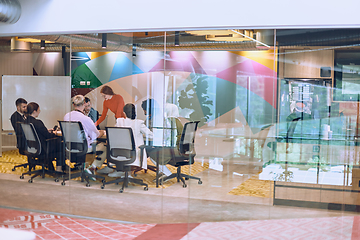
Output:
[[10, 98, 27, 152]]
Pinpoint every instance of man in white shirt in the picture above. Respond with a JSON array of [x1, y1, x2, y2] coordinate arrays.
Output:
[[63, 95, 106, 178]]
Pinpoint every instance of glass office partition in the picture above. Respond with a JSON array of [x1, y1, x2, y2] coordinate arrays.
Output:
[[2, 28, 360, 239], [0, 34, 71, 215], [273, 28, 360, 214], [178, 29, 277, 225]]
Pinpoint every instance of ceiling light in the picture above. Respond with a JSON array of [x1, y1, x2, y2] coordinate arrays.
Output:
[[102, 33, 107, 48], [132, 44, 136, 57], [40, 40, 45, 49], [231, 30, 270, 48], [175, 31, 180, 46], [186, 30, 254, 42], [17, 38, 54, 43]]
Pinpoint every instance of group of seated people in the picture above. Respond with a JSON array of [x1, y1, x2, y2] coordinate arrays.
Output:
[[10, 85, 176, 183]]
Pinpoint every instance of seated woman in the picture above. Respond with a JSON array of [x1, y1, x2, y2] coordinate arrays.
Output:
[[106, 103, 153, 177], [107, 103, 173, 181], [25, 102, 65, 172]]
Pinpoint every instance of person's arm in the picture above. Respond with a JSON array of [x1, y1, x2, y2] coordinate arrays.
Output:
[[95, 101, 109, 126], [115, 95, 126, 119], [140, 121, 153, 139], [35, 119, 56, 140], [85, 118, 101, 141]]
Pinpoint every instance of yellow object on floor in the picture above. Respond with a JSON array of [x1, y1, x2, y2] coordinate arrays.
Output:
[[127, 159, 209, 188], [228, 175, 274, 198], [0, 150, 34, 175], [0, 150, 209, 189]]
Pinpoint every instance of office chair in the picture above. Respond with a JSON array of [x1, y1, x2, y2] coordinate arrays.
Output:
[[101, 127, 148, 193], [59, 121, 105, 187], [132, 116, 183, 176], [19, 123, 61, 183], [144, 121, 202, 188], [11, 121, 32, 172]]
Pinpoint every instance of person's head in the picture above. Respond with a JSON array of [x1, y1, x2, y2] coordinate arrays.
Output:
[[72, 95, 85, 111], [123, 103, 136, 120], [100, 85, 115, 100], [27, 102, 40, 118], [141, 99, 156, 116], [295, 101, 305, 112], [15, 98, 27, 114], [84, 97, 92, 114]]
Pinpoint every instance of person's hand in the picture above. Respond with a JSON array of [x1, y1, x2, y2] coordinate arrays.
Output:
[[98, 130, 105, 138]]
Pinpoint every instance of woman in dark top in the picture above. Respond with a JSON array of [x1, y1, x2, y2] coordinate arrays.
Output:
[[25, 102, 64, 171]]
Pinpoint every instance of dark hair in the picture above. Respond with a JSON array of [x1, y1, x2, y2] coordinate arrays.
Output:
[[15, 98, 27, 106], [84, 97, 90, 103], [141, 98, 156, 116], [100, 85, 115, 95], [26, 102, 39, 116], [123, 103, 136, 120]]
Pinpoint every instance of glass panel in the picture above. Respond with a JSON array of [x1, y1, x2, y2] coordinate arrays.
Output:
[[0, 34, 71, 214], [175, 29, 277, 225], [3, 28, 360, 238], [274, 28, 360, 214], [67, 32, 166, 221]]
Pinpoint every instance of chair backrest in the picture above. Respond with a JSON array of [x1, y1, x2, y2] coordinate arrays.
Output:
[[20, 123, 41, 156], [179, 121, 199, 155], [106, 127, 136, 165], [168, 117, 183, 148], [58, 121, 88, 157]]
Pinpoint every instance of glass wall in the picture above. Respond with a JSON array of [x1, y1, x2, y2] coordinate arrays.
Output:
[[1, 28, 360, 237]]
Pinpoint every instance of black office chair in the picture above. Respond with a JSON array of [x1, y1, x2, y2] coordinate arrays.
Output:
[[144, 121, 202, 188], [11, 121, 32, 172], [59, 121, 105, 187], [19, 123, 61, 183], [101, 127, 148, 193]]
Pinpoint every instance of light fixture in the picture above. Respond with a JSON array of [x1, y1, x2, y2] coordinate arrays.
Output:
[[102, 33, 107, 48], [175, 31, 180, 46], [62, 46, 66, 58], [132, 44, 136, 57], [40, 40, 45, 49], [231, 30, 270, 48]]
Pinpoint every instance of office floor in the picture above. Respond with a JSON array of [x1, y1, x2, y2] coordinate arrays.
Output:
[[0, 207, 359, 239], [1, 149, 360, 239]]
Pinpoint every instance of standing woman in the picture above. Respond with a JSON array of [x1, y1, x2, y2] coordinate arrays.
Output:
[[25, 102, 64, 171], [94, 85, 126, 127]]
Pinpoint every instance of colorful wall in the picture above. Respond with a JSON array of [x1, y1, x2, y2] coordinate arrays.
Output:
[[71, 50, 277, 130]]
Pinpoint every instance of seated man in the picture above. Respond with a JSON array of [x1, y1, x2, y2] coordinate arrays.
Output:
[[84, 97, 100, 130], [63, 95, 106, 178], [10, 98, 27, 153]]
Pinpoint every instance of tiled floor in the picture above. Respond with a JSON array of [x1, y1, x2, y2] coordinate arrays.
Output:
[[1, 207, 360, 240]]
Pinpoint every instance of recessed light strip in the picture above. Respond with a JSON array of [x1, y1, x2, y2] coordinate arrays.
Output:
[[231, 30, 270, 48]]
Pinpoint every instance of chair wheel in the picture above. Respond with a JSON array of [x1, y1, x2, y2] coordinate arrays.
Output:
[[183, 184, 187, 188], [12, 168, 15, 171], [185, 177, 189, 180], [20, 175, 24, 179], [55, 178, 59, 182], [119, 189, 123, 193], [101, 185, 105, 189], [28, 179, 33, 183], [61, 182, 66, 186], [102, 179, 106, 184], [198, 180, 202, 184], [86, 183, 90, 187], [116, 182, 119, 185], [144, 187, 148, 191]]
